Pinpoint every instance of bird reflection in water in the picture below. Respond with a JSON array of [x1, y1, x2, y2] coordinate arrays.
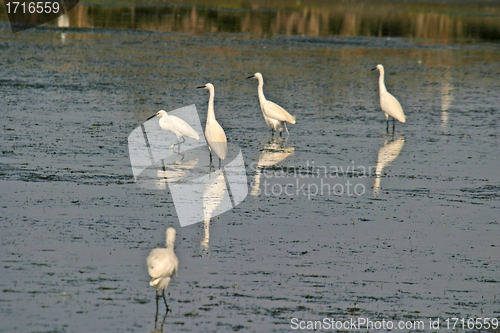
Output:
[[440, 70, 454, 131], [157, 155, 200, 184], [57, 13, 70, 43], [201, 169, 228, 251], [251, 136, 295, 196], [373, 136, 405, 197]]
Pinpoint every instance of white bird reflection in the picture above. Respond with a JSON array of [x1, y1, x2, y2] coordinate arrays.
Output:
[[157, 156, 200, 183], [201, 169, 227, 250], [141, 154, 230, 251], [373, 136, 405, 196], [251, 137, 295, 196], [57, 13, 70, 43], [142, 154, 200, 190], [440, 70, 454, 131]]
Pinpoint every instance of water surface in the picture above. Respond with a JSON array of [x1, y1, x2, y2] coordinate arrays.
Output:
[[0, 1, 499, 332]]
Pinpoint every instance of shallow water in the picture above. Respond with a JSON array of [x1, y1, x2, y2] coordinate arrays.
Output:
[[0, 2, 499, 332]]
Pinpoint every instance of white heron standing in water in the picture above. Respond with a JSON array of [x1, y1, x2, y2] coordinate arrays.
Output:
[[197, 83, 227, 168], [147, 227, 179, 318], [247, 72, 296, 136], [372, 64, 406, 133], [147, 110, 200, 149]]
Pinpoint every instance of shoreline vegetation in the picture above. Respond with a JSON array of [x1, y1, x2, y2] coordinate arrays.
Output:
[[1, 0, 500, 41]]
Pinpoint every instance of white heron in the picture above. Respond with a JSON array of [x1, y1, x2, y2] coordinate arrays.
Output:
[[147, 110, 200, 149], [147, 227, 179, 318], [372, 64, 406, 132], [247, 72, 296, 137], [197, 83, 227, 168]]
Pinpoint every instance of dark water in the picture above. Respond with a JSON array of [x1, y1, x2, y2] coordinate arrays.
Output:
[[0, 1, 499, 332]]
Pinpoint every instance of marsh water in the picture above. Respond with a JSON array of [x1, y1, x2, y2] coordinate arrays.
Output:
[[1, 0, 499, 332]]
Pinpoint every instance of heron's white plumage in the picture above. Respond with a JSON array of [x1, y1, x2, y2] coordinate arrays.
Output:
[[374, 64, 406, 123], [147, 227, 178, 292], [199, 83, 227, 161], [249, 72, 296, 134], [263, 100, 296, 124], [152, 110, 200, 141]]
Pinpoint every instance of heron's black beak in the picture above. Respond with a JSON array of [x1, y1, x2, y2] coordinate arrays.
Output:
[[146, 113, 158, 120], [371, 68, 378, 71], [246, 75, 255, 79], [196, 85, 206, 89]]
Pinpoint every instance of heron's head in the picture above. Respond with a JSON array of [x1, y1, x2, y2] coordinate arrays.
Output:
[[196, 83, 214, 90], [371, 64, 384, 72], [166, 227, 176, 237], [247, 72, 262, 80], [147, 110, 167, 120]]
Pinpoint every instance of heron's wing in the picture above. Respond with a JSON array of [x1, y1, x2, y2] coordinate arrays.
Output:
[[168, 116, 200, 140], [263, 100, 296, 124], [159, 117, 178, 136], [146, 248, 179, 279], [381, 92, 406, 123], [205, 120, 227, 160]]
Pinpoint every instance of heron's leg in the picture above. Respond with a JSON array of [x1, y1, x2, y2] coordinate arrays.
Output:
[[386, 119, 389, 134], [271, 128, 274, 136], [172, 137, 185, 147], [284, 123, 290, 136], [209, 150, 212, 167], [155, 290, 160, 322], [162, 289, 169, 313], [219, 158, 222, 169], [392, 118, 395, 132]]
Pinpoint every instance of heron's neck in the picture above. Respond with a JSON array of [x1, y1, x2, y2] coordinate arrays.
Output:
[[207, 88, 216, 121], [257, 78, 266, 105], [166, 233, 176, 249], [379, 71, 388, 95]]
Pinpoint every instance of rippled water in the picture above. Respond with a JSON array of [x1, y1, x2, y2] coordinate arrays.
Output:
[[0, 1, 499, 332]]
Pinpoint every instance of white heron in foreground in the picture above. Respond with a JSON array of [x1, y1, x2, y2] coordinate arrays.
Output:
[[372, 64, 406, 133], [197, 83, 227, 168], [247, 72, 296, 136], [147, 227, 179, 318], [147, 110, 200, 149]]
